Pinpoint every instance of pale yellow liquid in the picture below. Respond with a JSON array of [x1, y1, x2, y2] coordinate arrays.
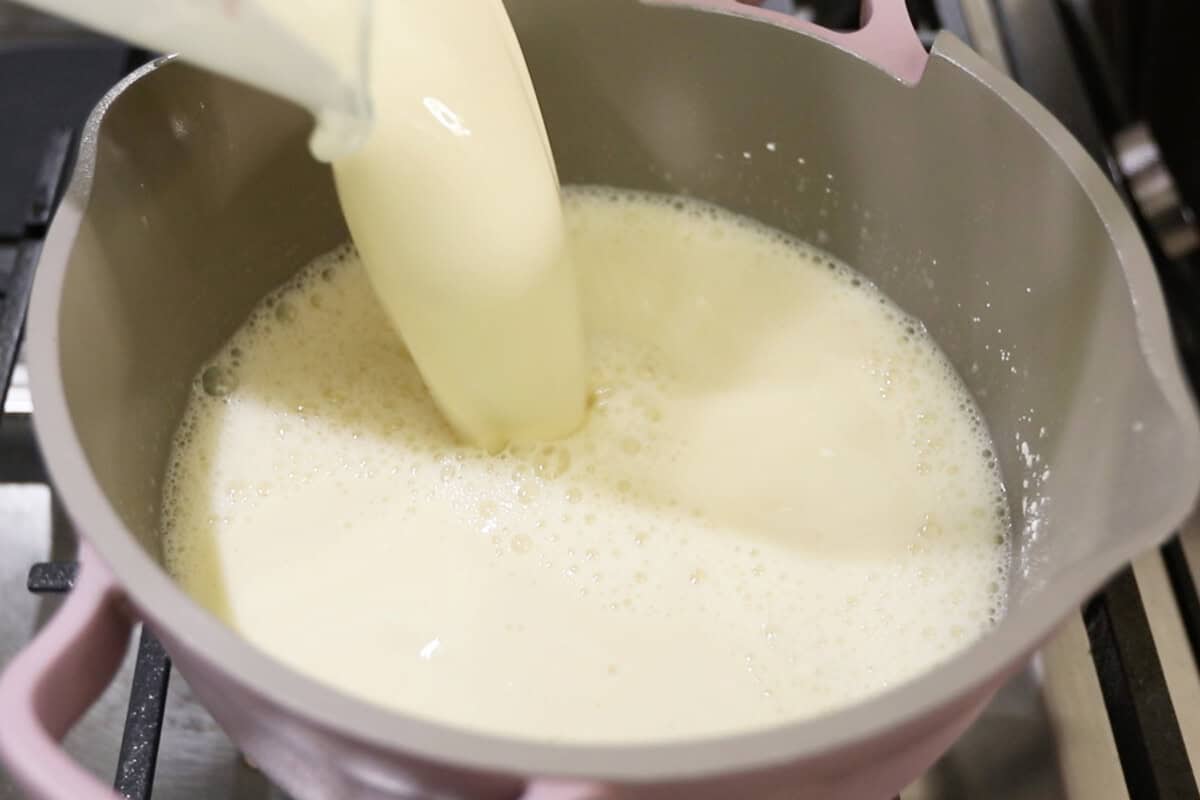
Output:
[[331, 1, 587, 451], [163, 190, 1009, 743]]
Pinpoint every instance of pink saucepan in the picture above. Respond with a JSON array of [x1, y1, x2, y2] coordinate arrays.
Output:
[[2, 0, 1199, 798]]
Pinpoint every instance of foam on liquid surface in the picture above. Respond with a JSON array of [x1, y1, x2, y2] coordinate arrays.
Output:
[[163, 188, 1009, 743]]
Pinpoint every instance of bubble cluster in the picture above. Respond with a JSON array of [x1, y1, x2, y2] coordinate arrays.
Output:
[[160, 188, 1010, 743]]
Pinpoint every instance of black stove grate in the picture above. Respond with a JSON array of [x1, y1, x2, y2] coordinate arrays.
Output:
[[113, 633, 172, 800], [0, 127, 70, 416]]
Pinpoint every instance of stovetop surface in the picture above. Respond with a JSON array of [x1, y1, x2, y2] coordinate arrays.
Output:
[[2, 2, 1200, 799]]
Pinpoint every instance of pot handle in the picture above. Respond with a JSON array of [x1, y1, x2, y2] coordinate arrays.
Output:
[[0, 542, 130, 800], [522, 780, 612, 799], [647, 0, 929, 84]]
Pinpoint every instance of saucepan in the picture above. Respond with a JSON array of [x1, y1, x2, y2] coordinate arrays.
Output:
[[2, 0, 1198, 798]]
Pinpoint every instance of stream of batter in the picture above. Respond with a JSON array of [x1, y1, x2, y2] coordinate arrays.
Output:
[[330, 0, 588, 451]]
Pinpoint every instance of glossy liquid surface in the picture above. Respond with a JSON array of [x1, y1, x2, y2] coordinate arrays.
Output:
[[164, 189, 1010, 742]]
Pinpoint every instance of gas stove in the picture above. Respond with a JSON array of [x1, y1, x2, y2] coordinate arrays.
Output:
[[1, 2, 1199, 799]]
